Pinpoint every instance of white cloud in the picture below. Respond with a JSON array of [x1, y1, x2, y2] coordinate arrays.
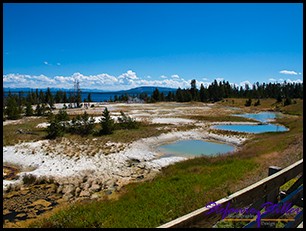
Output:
[[3, 70, 193, 91], [239, 80, 252, 89], [118, 70, 138, 80], [279, 78, 303, 84], [215, 77, 224, 83], [171, 74, 180, 79], [3, 71, 303, 91], [44, 61, 49, 65], [268, 78, 303, 84], [160, 75, 167, 79], [279, 70, 298, 75]]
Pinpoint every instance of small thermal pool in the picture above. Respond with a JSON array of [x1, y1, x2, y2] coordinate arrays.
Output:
[[157, 139, 235, 158], [213, 112, 288, 133], [213, 123, 288, 133]]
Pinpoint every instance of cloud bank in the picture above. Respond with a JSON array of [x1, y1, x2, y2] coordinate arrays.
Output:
[[3, 70, 192, 90], [3, 70, 303, 91]]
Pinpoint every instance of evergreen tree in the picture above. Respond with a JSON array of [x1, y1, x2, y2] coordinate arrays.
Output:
[[5, 95, 21, 120], [152, 88, 160, 102], [45, 87, 54, 108], [190, 79, 198, 101], [176, 88, 184, 102], [99, 107, 114, 135], [39, 90, 45, 104], [199, 84, 208, 102], [276, 94, 282, 103], [25, 102, 34, 116], [284, 97, 292, 106], [245, 98, 252, 107], [46, 118, 65, 139], [79, 111, 95, 135], [254, 99, 261, 106], [56, 108, 70, 121], [63, 92, 68, 103], [87, 93, 92, 102], [35, 104, 43, 116], [117, 111, 139, 129]]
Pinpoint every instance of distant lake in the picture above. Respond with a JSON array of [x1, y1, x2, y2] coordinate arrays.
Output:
[[3, 91, 132, 102]]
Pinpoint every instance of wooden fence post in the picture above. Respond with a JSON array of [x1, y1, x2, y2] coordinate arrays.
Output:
[[267, 166, 282, 203]]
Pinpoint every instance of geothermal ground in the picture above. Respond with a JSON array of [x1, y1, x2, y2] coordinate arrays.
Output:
[[3, 101, 264, 226]]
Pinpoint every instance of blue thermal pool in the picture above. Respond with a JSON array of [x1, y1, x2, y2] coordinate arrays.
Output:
[[213, 123, 288, 134], [212, 112, 288, 133], [157, 139, 235, 158]]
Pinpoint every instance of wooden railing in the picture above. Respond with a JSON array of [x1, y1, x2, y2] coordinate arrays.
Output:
[[158, 159, 303, 228]]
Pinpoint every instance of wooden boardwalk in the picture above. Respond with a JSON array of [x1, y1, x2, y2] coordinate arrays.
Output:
[[158, 159, 303, 228]]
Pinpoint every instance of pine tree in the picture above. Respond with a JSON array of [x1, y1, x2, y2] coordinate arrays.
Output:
[[45, 87, 54, 108], [190, 79, 198, 101], [152, 88, 160, 102], [245, 98, 252, 107], [254, 99, 261, 106], [80, 111, 95, 135], [25, 102, 34, 116], [199, 84, 208, 102], [99, 107, 114, 135], [35, 104, 43, 116], [46, 118, 65, 139], [87, 93, 92, 102], [5, 95, 21, 120]]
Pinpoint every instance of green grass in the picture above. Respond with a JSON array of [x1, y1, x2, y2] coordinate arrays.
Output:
[[279, 99, 303, 116], [3, 117, 48, 146], [29, 157, 257, 228]]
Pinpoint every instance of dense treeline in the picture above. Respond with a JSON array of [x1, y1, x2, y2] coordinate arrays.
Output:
[[3, 79, 303, 120], [3, 87, 83, 120], [140, 79, 303, 103]]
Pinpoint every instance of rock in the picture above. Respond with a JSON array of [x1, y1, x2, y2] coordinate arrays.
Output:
[[63, 193, 74, 201], [30, 199, 52, 207], [137, 175, 144, 180], [75, 187, 81, 195], [46, 184, 57, 193], [5, 191, 20, 199], [137, 163, 146, 169], [90, 183, 101, 192], [27, 212, 37, 219], [62, 184, 75, 196], [79, 190, 91, 197], [90, 193, 99, 199], [16, 213, 27, 218], [57, 185, 63, 194], [83, 183, 91, 190], [3, 209, 11, 216], [20, 189, 30, 195]]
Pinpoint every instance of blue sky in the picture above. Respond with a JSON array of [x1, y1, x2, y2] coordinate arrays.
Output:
[[3, 3, 303, 90]]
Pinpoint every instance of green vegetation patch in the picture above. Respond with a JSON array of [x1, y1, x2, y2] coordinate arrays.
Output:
[[3, 117, 48, 146], [29, 157, 257, 228]]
